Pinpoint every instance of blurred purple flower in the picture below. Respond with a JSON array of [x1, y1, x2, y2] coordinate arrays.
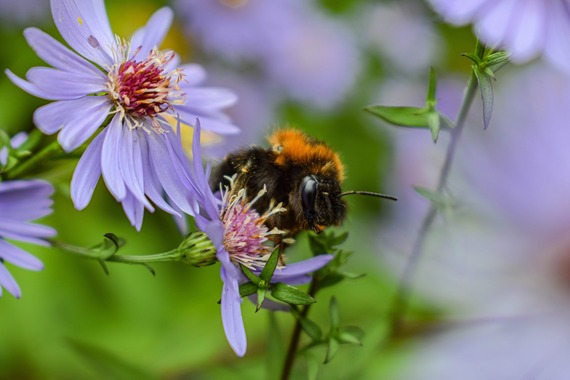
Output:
[[190, 120, 333, 357], [5, 0, 239, 230], [427, 0, 570, 72], [359, 2, 443, 75], [0, 0, 50, 26], [387, 63, 570, 379], [175, 0, 360, 110], [0, 180, 56, 298]]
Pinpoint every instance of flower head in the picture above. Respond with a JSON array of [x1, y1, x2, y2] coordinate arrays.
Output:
[[0, 180, 56, 298], [220, 185, 286, 270], [5, 0, 239, 230], [427, 0, 570, 73], [190, 120, 333, 357]]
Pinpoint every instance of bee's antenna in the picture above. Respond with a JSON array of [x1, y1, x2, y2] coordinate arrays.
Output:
[[338, 190, 398, 201]]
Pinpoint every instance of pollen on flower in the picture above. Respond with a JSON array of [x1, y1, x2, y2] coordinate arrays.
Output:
[[220, 182, 286, 270], [107, 44, 185, 132]]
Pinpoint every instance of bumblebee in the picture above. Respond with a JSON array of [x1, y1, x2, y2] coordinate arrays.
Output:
[[210, 128, 396, 236]]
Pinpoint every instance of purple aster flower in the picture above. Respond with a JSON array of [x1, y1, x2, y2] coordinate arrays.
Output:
[[190, 120, 334, 357], [0, 179, 56, 298], [5, 0, 239, 230], [427, 0, 570, 72], [175, 0, 360, 110]]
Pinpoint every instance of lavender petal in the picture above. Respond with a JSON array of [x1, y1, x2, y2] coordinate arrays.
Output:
[[5, 69, 65, 100], [34, 96, 111, 140], [182, 87, 239, 109], [119, 127, 153, 210], [220, 263, 247, 357], [121, 191, 145, 231], [50, 0, 115, 66], [100, 115, 127, 201], [71, 129, 105, 210], [27, 67, 106, 98], [178, 64, 207, 86], [23, 27, 105, 77], [130, 7, 173, 59], [0, 263, 21, 298], [0, 240, 44, 271]]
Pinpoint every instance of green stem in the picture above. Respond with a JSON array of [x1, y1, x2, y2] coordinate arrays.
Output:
[[388, 40, 485, 335], [280, 278, 318, 380], [51, 231, 217, 267], [5, 139, 63, 180]]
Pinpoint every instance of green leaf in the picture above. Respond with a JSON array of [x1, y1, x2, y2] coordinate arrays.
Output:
[[240, 264, 261, 286], [299, 317, 323, 341], [266, 313, 284, 379], [329, 297, 340, 329], [305, 350, 321, 380], [239, 282, 258, 298], [324, 337, 339, 364], [473, 65, 494, 129], [439, 114, 455, 131], [271, 283, 315, 305], [364, 105, 432, 129], [427, 111, 440, 142], [0, 130, 10, 148], [337, 326, 364, 345], [260, 246, 280, 283], [66, 338, 156, 380], [414, 186, 454, 208], [256, 288, 267, 312], [426, 67, 437, 105]]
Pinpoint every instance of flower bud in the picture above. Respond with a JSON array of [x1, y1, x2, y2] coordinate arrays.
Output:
[[177, 232, 217, 267]]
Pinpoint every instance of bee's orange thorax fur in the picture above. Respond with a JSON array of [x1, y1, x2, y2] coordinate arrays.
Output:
[[269, 129, 345, 182]]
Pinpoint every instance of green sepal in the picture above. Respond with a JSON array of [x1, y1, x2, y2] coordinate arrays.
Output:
[[484, 51, 510, 68], [260, 246, 280, 283], [271, 282, 315, 305], [324, 337, 339, 364], [239, 282, 258, 298]]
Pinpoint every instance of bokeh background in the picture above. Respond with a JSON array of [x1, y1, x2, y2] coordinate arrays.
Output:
[[2, 0, 566, 379]]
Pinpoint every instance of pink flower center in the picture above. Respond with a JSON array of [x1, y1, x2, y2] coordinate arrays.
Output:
[[116, 59, 172, 118], [107, 48, 184, 128], [220, 187, 286, 270]]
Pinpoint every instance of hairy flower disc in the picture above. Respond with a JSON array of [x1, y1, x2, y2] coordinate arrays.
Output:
[[107, 48, 184, 130], [221, 186, 285, 270]]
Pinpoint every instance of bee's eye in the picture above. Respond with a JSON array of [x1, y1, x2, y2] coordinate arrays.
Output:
[[301, 175, 318, 214]]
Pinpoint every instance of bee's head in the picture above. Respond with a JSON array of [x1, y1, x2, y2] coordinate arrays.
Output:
[[300, 175, 346, 234], [299, 175, 399, 234]]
